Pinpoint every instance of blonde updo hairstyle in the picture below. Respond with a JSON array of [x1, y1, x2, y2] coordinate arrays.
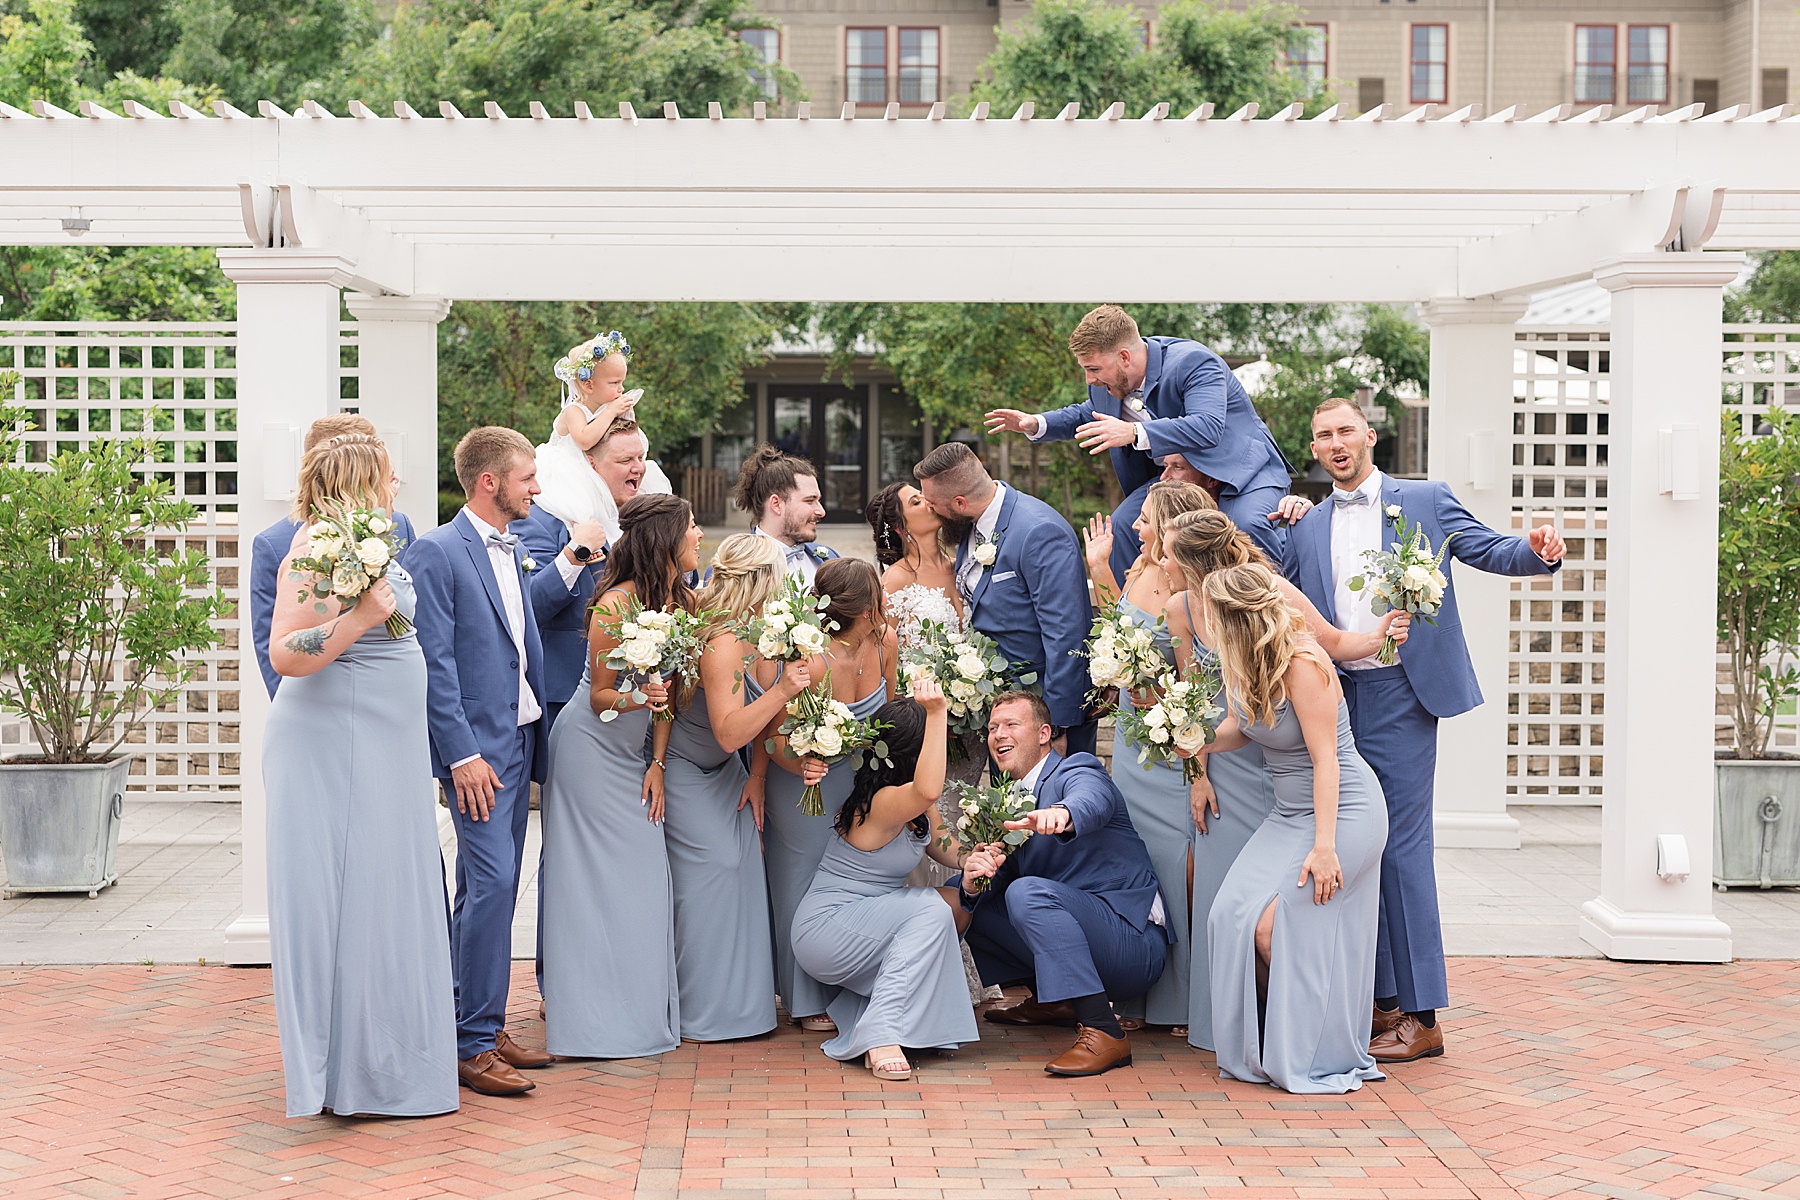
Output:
[[1138, 481, 1216, 566], [291, 433, 393, 523], [1200, 562, 1322, 728], [1163, 509, 1270, 593], [696, 533, 786, 641]]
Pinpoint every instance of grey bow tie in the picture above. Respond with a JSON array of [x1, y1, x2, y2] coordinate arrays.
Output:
[[785, 544, 808, 562], [486, 532, 520, 550], [1332, 489, 1374, 509]]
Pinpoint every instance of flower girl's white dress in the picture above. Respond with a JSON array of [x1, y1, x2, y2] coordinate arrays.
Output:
[[533, 389, 673, 542]]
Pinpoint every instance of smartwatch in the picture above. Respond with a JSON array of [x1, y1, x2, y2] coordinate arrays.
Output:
[[570, 543, 595, 564]]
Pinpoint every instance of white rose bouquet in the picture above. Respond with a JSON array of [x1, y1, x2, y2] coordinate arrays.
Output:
[[592, 597, 715, 722], [288, 506, 411, 638], [1112, 665, 1223, 783], [899, 619, 1039, 743], [1077, 600, 1173, 706], [1348, 505, 1453, 666], [734, 572, 834, 664], [935, 774, 1038, 892], [770, 670, 891, 815]]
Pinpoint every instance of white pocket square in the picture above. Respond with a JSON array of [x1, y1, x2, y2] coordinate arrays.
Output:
[[991, 570, 1017, 583]]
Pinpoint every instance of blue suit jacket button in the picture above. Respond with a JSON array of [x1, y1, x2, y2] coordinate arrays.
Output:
[[510, 702, 518, 711], [510, 660, 519, 670]]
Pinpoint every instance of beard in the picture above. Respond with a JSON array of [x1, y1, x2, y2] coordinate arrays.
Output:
[[939, 513, 975, 545]]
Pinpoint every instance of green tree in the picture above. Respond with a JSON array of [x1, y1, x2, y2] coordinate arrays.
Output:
[[0, 0, 90, 110], [162, 0, 377, 112], [72, 0, 179, 83], [1726, 251, 1800, 323]]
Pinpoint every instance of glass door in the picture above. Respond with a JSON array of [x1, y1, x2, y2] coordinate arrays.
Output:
[[767, 384, 866, 521]]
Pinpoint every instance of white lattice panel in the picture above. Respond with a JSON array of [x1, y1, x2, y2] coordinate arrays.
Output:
[[0, 322, 362, 793]]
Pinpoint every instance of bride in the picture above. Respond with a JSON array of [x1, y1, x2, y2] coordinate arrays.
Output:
[[867, 482, 963, 649]]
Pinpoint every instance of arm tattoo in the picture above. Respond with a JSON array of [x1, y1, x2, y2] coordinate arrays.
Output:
[[283, 621, 338, 657]]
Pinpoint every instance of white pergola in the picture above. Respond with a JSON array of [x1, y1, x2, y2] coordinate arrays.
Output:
[[6, 95, 1797, 966]]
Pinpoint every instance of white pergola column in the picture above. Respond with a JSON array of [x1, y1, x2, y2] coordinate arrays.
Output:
[[1420, 297, 1530, 850], [217, 250, 356, 966], [343, 294, 451, 533], [1580, 252, 1742, 963]]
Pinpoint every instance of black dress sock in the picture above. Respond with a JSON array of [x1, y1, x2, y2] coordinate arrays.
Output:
[[1071, 993, 1123, 1038], [1415, 1009, 1437, 1029], [1375, 995, 1400, 1013]]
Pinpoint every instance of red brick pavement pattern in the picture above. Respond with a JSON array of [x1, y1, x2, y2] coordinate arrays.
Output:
[[1, 959, 1797, 1199]]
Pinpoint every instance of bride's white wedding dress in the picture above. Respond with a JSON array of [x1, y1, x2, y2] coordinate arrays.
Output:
[[887, 582, 963, 653]]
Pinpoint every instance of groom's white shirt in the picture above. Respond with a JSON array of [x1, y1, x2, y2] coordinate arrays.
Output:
[[956, 482, 1008, 599]]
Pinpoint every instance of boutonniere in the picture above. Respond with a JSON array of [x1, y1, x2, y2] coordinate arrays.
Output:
[[808, 544, 831, 563], [973, 536, 999, 567], [1125, 393, 1147, 415], [521, 555, 538, 573], [1384, 504, 1404, 522]]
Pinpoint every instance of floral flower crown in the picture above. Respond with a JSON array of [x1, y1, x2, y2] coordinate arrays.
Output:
[[553, 330, 632, 385]]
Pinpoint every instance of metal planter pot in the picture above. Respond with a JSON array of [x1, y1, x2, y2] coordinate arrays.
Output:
[[1714, 757, 1800, 889], [0, 755, 131, 898]]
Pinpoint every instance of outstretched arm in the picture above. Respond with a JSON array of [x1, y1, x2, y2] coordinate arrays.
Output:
[[1434, 483, 1563, 577]]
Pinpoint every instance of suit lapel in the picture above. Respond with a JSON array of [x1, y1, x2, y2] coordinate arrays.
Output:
[[968, 486, 1017, 615], [1028, 750, 1064, 804], [455, 511, 513, 630], [1139, 338, 1164, 413], [1381, 477, 1406, 549], [1312, 506, 1339, 625]]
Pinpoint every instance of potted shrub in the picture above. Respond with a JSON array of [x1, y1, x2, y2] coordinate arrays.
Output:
[[1715, 407, 1800, 887], [0, 379, 226, 897]]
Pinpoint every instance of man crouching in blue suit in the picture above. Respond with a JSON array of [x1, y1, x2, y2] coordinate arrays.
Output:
[[957, 691, 1170, 1077]]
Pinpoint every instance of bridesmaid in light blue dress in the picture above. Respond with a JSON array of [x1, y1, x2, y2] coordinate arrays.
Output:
[[1198, 562, 1389, 1095], [540, 494, 704, 1059], [793, 678, 979, 1079], [1081, 481, 1214, 1033], [265, 450, 456, 1119], [1160, 509, 1407, 1054], [758, 558, 898, 1031]]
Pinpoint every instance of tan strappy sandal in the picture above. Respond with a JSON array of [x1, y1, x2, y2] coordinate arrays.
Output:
[[865, 1048, 912, 1081]]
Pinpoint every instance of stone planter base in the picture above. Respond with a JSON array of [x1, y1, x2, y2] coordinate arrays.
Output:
[[1715, 757, 1800, 888], [0, 755, 131, 898]]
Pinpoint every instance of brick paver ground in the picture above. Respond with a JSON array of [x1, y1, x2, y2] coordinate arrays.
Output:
[[3, 959, 1797, 1199]]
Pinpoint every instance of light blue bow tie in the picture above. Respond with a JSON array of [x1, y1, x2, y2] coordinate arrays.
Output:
[[486, 532, 520, 550], [1331, 489, 1375, 509]]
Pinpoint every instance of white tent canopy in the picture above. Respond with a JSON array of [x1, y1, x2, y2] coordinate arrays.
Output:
[[4, 97, 1792, 966]]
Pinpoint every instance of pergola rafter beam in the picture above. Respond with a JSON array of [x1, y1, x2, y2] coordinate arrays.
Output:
[[1458, 184, 1692, 296]]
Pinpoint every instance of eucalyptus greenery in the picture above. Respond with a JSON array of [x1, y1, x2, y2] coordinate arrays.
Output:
[[1718, 408, 1800, 758], [0, 380, 227, 764]]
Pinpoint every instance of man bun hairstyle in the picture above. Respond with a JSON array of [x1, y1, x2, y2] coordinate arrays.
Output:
[[732, 443, 816, 517], [452, 426, 534, 495], [1068, 304, 1142, 357]]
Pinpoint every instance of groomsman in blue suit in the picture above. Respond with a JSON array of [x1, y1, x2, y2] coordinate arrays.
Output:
[[913, 441, 1095, 756], [985, 304, 1295, 579], [1283, 398, 1565, 1064], [409, 426, 558, 1098], [956, 691, 1169, 1076], [248, 413, 416, 699], [733, 444, 839, 580]]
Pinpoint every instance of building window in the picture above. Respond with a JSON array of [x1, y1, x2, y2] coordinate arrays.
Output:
[[1765, 68, 1791, 108], [1626, 26, 1669, 104], [1409, 25, 1447, 104], [741, 29, 779, 99], [1358, 76, 1386, 112], [846, 28, 887, 104], [1290, 24, 1328, 96], [1574, 26, 1616, 103], [898, 28, 939, 104], [1692, 77, 1719, 113]]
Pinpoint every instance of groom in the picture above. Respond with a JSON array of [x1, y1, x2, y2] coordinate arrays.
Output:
[[957, 691, 1168, 1076], [410, 426, 557, 1097], [1283, 397, 1565, 1064], [913, 442, 1094, 755]]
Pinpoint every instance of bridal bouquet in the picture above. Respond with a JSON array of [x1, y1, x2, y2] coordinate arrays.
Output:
[[1348, 505, 1453, 665], [288, 506, 411, 638], [899, 620, 1039, 741], [1113, 665, 1223, 783], [1078, 600, 1172, 705], [936, 774, 1038, 892], [736, 573, 834, 663], [593, 598, 714, 722], [771, 670, 890, 815]]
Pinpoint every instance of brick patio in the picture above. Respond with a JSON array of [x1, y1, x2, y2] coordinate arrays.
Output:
[[2, 958, 1797, 1199]]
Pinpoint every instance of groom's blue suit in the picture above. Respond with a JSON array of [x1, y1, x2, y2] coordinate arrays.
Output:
[[961, 751, 1169, 1004], [409, 509, 549, 1060], [1037, 336, 1294, 577], [1282, 475, 1558, 1013], [955, 486, 1093, 747]]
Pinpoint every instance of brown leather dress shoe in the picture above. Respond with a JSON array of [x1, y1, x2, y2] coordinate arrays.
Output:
[[1369, 1013, 1445, 1063], [458, 1050, 535, 1095], [984, 997, 1078, 1027], [495, 1029, 555, 1069], [1045, 1025, 1133, 1076], [1372, 1004, 1405, 1039]]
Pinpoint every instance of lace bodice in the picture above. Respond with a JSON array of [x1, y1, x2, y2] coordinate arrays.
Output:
[[887, 584, 963, 656]]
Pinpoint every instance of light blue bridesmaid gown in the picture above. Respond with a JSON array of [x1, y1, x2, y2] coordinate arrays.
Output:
[[748, 661, 887, 1021], [539, 664, 680, 1058], [663, 684, 778, 1040], [1208, 692, 1389, 1094], [1110, 597, 1193, 1028], [265, 563, 458, 1118], [1179, 594, 1280, 1053], [793, 827, 979, 1061]]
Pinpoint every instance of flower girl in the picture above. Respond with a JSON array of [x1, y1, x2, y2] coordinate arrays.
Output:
[[536, 330, 673, 541]]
